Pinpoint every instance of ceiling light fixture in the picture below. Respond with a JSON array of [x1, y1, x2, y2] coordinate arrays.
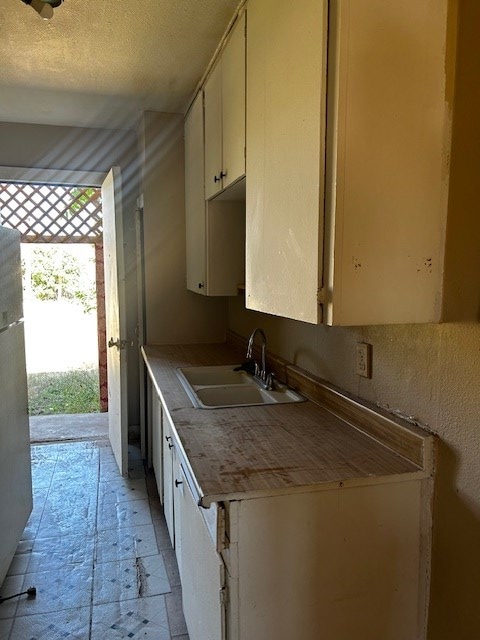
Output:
[[21, 0, 64, 20]]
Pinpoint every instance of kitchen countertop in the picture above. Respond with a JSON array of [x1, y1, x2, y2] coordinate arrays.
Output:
[[142, 343, 426, 507]]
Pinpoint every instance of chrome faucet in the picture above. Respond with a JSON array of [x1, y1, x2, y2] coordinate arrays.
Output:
[[246, 328, 275, 390]]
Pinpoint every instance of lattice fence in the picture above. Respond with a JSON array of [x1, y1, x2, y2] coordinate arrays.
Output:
[[0, 182, 102, 243]]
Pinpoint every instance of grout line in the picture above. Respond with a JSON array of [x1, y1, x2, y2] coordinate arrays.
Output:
[[88, 443, 101, 639]]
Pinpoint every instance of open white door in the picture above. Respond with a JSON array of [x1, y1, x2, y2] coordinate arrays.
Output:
[[102, 167, 128, 476]]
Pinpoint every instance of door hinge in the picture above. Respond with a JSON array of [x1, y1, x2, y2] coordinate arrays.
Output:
[[220, 586, 229, 608], [107, 337, 132, 350], [217, 503, 229, 552], [317, 287, 326, 304]]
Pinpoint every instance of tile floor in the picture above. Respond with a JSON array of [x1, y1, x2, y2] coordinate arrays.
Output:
[[0, 440, 189, 640]]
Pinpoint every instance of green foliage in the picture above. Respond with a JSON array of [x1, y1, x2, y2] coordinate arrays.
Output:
[[67, 187, 99, 216], [28, 368, 100, 416], [22, 244, 97, 313]]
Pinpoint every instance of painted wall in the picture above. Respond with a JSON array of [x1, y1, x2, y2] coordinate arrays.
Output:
[[0, 121, 141, 426], [138, 111, 227, 344], [228, 2, 480, 637]]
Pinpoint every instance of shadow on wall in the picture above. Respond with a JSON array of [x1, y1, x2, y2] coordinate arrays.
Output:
[[428, 440, 480, 639]]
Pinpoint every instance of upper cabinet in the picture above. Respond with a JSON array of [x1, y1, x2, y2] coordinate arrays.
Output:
[[185, 92, 207, 293], [185, 91, 245, 297], [185, 0, 459, 324], [245, 0, 456, 326], [204, 12, 246, 199], [323, 0, 455, 326], [246, 0, 327, 324]]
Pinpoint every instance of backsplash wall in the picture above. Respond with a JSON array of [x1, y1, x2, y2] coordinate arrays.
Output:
[[227, 296, 480, 640]]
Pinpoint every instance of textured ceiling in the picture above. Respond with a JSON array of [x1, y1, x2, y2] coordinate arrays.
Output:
[[0, 0, 240, 130]]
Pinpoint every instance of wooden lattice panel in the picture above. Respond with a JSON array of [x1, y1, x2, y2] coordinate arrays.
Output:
[[0, 183, 102, 243]]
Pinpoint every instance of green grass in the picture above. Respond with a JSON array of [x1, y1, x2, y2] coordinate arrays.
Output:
[[28, 368, 100, 416]]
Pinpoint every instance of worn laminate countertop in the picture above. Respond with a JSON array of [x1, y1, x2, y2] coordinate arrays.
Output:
[[142, 343, 424, 506]]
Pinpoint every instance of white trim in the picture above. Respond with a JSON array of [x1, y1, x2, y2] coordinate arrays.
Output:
[[0, 166, 106, 187]]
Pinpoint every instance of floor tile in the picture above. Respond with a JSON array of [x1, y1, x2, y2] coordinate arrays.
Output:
[[145, 472, 159, 500], [50, 466, 99, 489], [93, 554, 170, 604], [99, 478, 149, 504], [21, 489, 48, 541], [91, 595, 171, 639], [97, 498, 153, 531], [0, 618, 13, 639], [0, 574, 23, 619], [30, 465, 55, 490], [149, 498, 164, 521], [16, 563, 93, 616], [96, 524, 158, 564], [165, 585, 188, 637], [37, 490, 97, 538], [153, 519, 172, 551], [7, 606, 91, 639], [161, 549, 181, 588], [6, 540, 34, 576], [30, 446, 59, 464], [100, 461, 121, 482], [27, 534, 95, 573], [3, 439, 189, 639]]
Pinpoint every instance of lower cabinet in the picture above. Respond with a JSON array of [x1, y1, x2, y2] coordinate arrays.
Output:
[[174, 462, 225, 640], [223, 481, 429, 640], [149, 388, 430, 640]]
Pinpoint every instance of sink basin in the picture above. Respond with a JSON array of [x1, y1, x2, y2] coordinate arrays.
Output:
[[177, 364, 305, 409], [178, 365, 251, 387]]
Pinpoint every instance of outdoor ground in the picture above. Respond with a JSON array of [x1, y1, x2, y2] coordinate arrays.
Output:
[[24, 299, 99, 415]]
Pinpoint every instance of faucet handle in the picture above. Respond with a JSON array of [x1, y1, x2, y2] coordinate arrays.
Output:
[[265, 372, 276, 391]]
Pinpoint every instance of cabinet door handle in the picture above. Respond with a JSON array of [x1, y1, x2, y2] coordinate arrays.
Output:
[[175, 479, 183, 488], [198, 282, 204, 289], [165, 436, 174, 449], [214, 174, 221, 183], [220, 170, 227, 179]]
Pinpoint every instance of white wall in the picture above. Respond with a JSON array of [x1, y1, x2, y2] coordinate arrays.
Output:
[[138, 111, 227, 344]]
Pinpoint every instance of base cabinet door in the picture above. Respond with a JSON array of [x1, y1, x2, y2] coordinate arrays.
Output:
[[150, 394, 163, 500], [162, 415, 175, 547], [176, 467, 225, 640], [228, 480, 428, 640]]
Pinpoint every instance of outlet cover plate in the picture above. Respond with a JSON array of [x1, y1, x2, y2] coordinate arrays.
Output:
[[356, 343, 372, 378]]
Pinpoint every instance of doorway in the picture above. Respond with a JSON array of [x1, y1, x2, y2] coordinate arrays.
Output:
[[0, 181, 108, 441]]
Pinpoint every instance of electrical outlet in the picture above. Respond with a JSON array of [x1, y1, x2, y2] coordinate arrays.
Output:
[[356, 343, 372, 378]]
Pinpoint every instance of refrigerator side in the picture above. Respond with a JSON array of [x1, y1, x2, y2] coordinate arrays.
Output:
[[0, 226, 33, 583]]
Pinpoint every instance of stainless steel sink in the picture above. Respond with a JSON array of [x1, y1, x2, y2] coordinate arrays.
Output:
[[177, 365, 305, 409]]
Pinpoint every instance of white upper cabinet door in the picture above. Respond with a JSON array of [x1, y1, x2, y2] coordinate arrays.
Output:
[[324, 0, 455, 325], [246, 0, 328, 324], [205, 12, 246, 199], [221, 11, 246, 191], [204, 61, 223, 200], [185, 91, 207, 294]]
